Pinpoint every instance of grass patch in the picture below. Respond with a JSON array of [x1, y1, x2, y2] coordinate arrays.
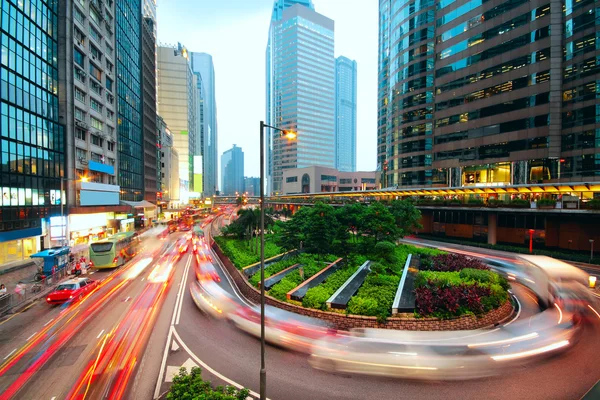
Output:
[[214, 235, 282, 269]]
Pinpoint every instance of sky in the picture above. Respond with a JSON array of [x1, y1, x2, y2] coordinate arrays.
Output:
[[156, 0, 379, 178]]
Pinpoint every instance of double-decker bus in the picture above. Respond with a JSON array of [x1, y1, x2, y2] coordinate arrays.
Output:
[[89, 231, 140, 268]]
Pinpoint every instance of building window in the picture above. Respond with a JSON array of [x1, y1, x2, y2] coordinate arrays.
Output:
[[89, 63, 102, 81], [286, 176, 298, 183], [74, 88, 86, 103], [90, 98, 103, 113], [108, 127, 115, 137], [106, 60, 113, 73], [74, 6, 85, 23], [74, 28, 85, 46], [76, 127, 86, 141], [90, 117, 103, 131], [74, 48, 85, 67], [89, 26, 102, 44], [108, 157, 115, 166], [91, 80, 102, 95], [320, 175, 337, 182], [107, 110, 114, 120], [89, 7, 101, 25], [75, 108, 85, 121], [91, 134, 104, 147], [107, 141, 115, 151], [106, 78, 113, 92], [106, 93, 114, 104], [74, 66, 86, 82], [361, 178, 376, 184], [76, 148, 87, 160]]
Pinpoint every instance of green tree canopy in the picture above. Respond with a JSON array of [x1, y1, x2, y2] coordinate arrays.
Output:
[[361, 202, 398, 244], [389, 199, 422, 237]]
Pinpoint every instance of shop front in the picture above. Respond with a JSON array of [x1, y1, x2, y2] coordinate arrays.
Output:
[[0, 226, 41, 265], [67, 213, 115, 247]]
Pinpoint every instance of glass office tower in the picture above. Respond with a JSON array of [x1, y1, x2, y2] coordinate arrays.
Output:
[[267, 2, 335, 194], [335, 56, 357, 172], [266, 0, 315, 194], [378, 0, 600, 188], [0, 0, 64, 261], [116, 0, 143, 201]]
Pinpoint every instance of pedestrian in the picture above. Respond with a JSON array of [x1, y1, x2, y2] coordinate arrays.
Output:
[[0, 284, 6, 294], [15, 282, 25, 301]]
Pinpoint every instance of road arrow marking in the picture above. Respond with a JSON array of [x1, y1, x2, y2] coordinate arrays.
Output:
[[171, 341, 180, 352], [165, 358, 199, 383]]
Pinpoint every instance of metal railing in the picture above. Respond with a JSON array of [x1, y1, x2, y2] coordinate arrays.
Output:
[[0, 268, 70, 316]]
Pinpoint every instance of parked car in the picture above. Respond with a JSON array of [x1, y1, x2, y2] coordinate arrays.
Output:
[[46, 278, 98, 305]]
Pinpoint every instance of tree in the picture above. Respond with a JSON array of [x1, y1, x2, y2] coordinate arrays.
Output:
[[303, 202, 340, 254], [275, 206, 310, 250], [361, 202, 398, 244], [167, 367, 249, 400], [389, 199, 422, 237], [336, 203, 365, 244]]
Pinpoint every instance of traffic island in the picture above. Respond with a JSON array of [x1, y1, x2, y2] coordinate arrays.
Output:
[[212, 242, 515, 331]]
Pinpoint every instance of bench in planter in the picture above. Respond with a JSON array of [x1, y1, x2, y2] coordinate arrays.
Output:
[[326, 261, 371, 310]]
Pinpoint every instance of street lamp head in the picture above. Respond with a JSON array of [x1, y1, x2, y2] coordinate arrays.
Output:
[[282, 130, 297, 140], [80, 176, 89, 182]]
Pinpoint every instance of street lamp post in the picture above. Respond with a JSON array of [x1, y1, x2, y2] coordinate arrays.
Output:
[[259, 121, 296, 400]]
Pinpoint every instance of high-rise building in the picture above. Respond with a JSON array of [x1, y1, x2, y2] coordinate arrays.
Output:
[[244, 177, 261, 197], [221, 145, 245, 196], [116, 0, 144, 200], [157, 44, 197, 196], [266, 0, 315, 195], [378, 0, 600, 188], [141, 17, 158, 203], [335, 56, 357, 172], [157, 115, 178, 207], [0, 0, 64, 261], [266, 2, 336, 194], [191, 52, 218, 196], [57, 0, 124, 249]]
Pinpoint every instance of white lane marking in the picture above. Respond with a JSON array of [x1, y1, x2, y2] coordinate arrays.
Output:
[[26, 332, 37, 341], [171, 255, 192, 326], [124, 296, 131, 302], [153, 326, 174, 399], [97, 329, 105, 339], [172, 327, 264, 399], [51, 397, 56, 400], [175, 256, 192, 325], [504, 292, 522, 327], [165, 358, 198, 383], [3, 349, 16, 360], [43, 318, 54, 327], [208, 246, 253, 308]]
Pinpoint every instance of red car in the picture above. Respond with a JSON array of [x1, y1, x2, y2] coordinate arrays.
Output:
[[46, 277, 97, 304]]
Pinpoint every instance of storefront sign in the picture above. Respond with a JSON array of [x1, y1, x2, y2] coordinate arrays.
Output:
[[49, 216, 67, 240]]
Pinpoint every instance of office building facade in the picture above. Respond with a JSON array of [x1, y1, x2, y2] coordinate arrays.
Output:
[[116, 0, 143, 200], [378, 0, 600, 189], [141, 17, 157, 203], [244, 177, 260, 197], [190, 52, 218, 197], [335, 56, 357, 172], [0, 0, 64, 262], [221, 145, 244, 196], [266, 2, 336, 194], [282, 166, 377, 194], [157, 115, 178, 206], [157, 44, 197, 195]]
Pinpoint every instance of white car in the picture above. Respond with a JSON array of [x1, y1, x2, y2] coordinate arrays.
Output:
[[189, 281, 238, 319], [229, 305, 333, 353]]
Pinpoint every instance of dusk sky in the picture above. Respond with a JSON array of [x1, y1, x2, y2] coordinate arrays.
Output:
[[157, 0, 378, 178]]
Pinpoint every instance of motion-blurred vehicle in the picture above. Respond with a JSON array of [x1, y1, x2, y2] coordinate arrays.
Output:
[[46, 277, 97, 304], [309, 337, 495, 380], [486, 259, 530, 284], [195, 259, 220, 282], [516, 255, 590, 310], [190, 281, 238, 319], [177, 238, 189, 254], [229, 305, 333, 353]]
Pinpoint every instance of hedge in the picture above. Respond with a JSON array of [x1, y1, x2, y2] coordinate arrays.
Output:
[[214, 235, 282, 269], [302, 266, 358, 310], [267, 255, 335, 301], [347, 273, 400, 321]]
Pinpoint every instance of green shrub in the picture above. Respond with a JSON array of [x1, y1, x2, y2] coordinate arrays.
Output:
[[302, 266, 357, 310], [481, 283, 509, 311], [347, 297, 379, 316], [374, 241, 398, 264], [415, 271, 463, 288], [467, 198, 484, 205], [537, 198, 556, 207], [248, 258, 298, 287], [167, 367, 249, 400], [214, 235, 282, 269], [586, 199, 600, 209], [508, 198, 530, 208], [488, 199, 505, 206], [269, 279, 298, 301]]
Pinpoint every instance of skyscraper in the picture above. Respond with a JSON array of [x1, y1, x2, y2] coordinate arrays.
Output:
[[116, 0, 144, 201], [266, 2, 336, 194], [191, 52, 218, 196], [0, 0, 64, 261], [378, 0, 599, 188], [221, 145, 245, 196], [157, 44, 197, 196], [141, 17, 158, 203], [335, 56, 357, 172], [266, 0, 315, 195]]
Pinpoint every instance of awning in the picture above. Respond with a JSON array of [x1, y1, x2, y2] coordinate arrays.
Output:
[[120, 200, 157, 208]]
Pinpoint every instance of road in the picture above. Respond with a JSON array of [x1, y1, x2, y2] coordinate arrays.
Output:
[[154, 216, 600, 400], [0, 213, 597, 400], [0, 230, 183, 399]]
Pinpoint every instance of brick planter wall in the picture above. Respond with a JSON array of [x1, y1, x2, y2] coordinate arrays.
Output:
[[212, 242, 515, 331]]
